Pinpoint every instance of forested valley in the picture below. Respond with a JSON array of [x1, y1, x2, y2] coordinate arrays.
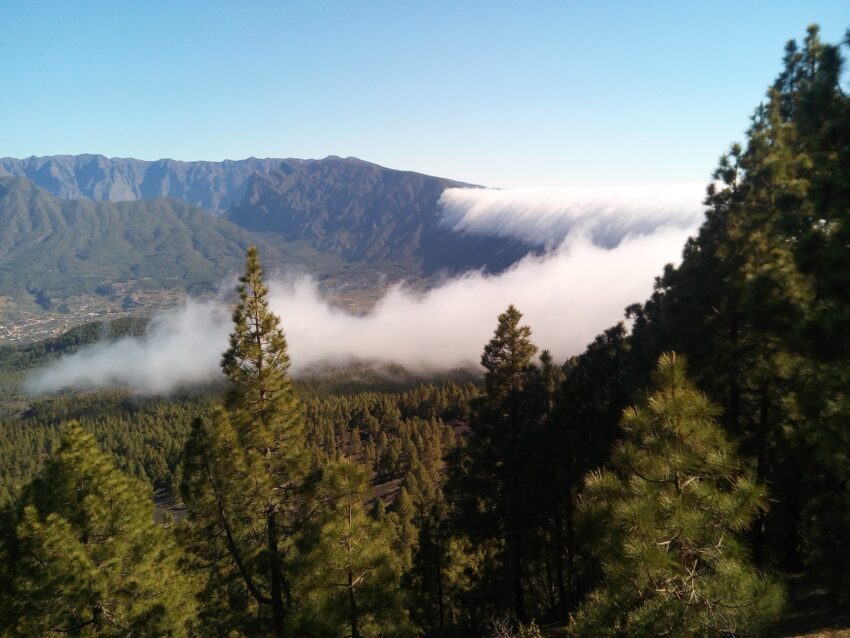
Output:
[[2, 25, 850, 637]]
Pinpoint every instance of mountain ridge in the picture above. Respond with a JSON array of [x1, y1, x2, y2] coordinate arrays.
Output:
[[0, 154, 529, 276], [0, 156, 536, 341], [0, 155, 293, 212], [0, 154, 477, 214]]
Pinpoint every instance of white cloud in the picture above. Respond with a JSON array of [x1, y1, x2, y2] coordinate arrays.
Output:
[[26, 300, 230, 394], [26, 226, 698, 395], [439, 183, 706, 247], [26, 183, 711, 393]]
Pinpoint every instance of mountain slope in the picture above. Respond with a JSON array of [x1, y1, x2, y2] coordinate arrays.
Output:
[[0, 155, 290, 213], [227, 156, 532, 274], [1, 154, 535, 276], [0, 176, 296, 296]]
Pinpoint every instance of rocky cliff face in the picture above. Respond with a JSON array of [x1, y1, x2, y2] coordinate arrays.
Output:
[[0, 155, 291, 212]]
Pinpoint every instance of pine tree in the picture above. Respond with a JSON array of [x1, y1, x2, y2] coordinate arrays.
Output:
[[407, 498, 453, 634], [625, 27, 850, 597], [571, 354, 784, 637], [299, 459, 413, 637], [768, 27, 850, 601], [535, 324, 630, 618], [388, 486, 418, 573], [0, 423, 197, 637], [481, 305, 538, 402], [448, 305, 541, 622], [180, 246, 312, 636], [179, 412, 263, 634], [220, 246, 309, 488]]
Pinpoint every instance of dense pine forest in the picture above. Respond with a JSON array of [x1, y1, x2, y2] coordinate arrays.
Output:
[[1, 25, 850, 636]]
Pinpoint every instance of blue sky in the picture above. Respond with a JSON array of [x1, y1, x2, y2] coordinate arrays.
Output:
[[2, 1, 848, 187]]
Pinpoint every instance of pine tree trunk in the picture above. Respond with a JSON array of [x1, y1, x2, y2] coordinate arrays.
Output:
[[782, 481, 804, 571], [434, 515, 445, 630], [543, 542, 556, 615], [553, 507, 569, 621], [565, 488, 576, 608], [509, 391, 526, 622], [348, 568, 360, 638], [511, 523, 526, 621], [267, 506, 286, 638], [751, 386, 769, 567], [203, 450, 274, 608], [727, 313, 741, 434], [347, 499, 360, 638]]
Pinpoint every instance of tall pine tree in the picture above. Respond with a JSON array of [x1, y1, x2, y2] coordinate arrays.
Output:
[[299, 459, 413, 637], [180, 246, 312, 637], [625, 27, 850, 598], [448, 305, 541, 623]]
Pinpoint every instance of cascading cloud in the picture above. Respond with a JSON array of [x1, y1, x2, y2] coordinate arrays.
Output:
[[438, 183, 707, 247], [26, 183, 709, 394]]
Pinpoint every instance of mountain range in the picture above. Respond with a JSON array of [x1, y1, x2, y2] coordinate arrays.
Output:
[[0, 155, 535, 340]]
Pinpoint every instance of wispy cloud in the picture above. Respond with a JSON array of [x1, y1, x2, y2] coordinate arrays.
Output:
[[26, 300, 231, 394]]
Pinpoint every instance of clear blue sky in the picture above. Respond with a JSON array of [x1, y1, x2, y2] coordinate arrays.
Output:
[[2, 1, 848, 187]]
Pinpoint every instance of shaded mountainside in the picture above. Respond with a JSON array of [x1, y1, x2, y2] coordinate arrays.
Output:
[[228, 156, 534, 274], [0, 176, 312, 297], [0, 154, 289, 212]]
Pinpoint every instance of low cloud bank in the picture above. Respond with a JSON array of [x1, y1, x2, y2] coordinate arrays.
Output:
[[27, 182, 710, 394], [439, 184, 706, 247], [26, 227, 698, 395], [274, 227, 692, 370], [27, 300, 231, 394]]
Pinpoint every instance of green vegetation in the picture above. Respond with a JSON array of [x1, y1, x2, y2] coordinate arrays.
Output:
[[0, 176, 362, 300], [300, 458, 413, 637], [571, 354, 783, 636], [0, 177, 259, 296], [1, 24, 849, 637], [0, 174, 402, 343], [0, 424, 197, 636], [0, 391, 218, 504]]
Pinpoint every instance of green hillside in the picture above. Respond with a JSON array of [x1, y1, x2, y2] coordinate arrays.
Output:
[[0, 176, 287, 297]]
